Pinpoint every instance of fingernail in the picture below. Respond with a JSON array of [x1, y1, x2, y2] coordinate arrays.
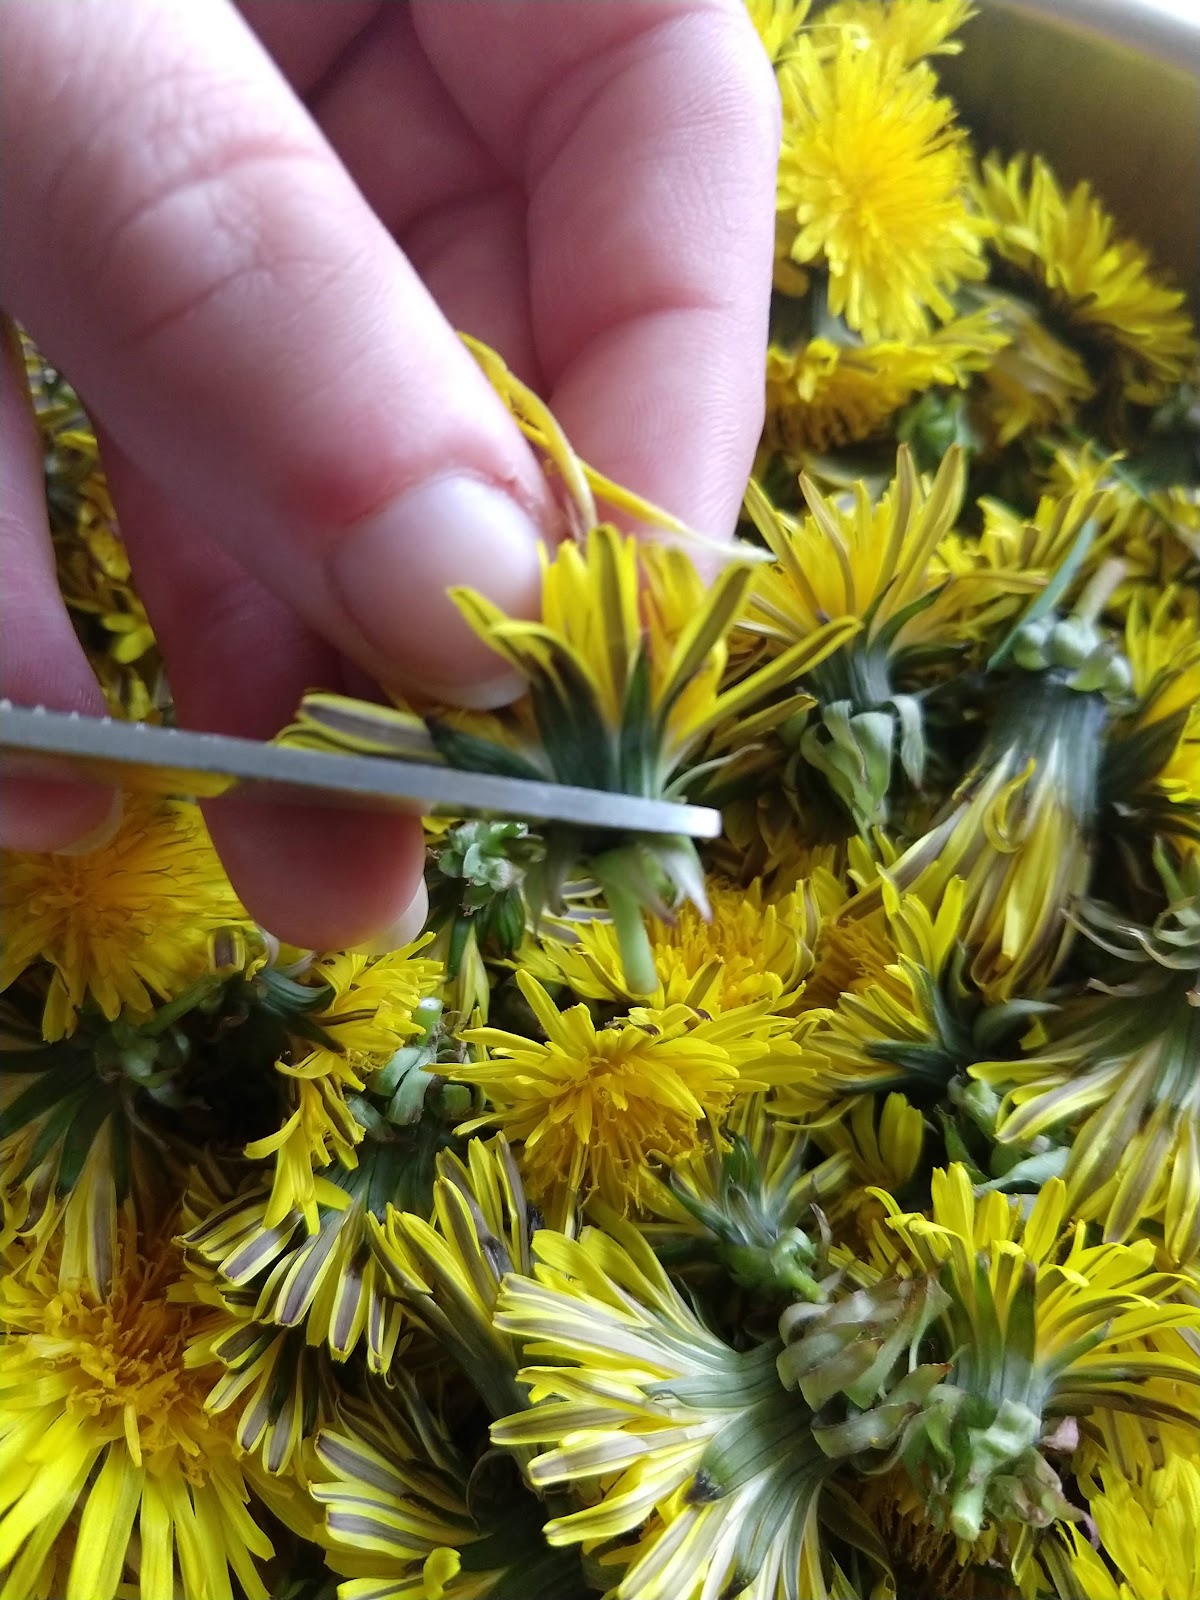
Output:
[[331, 474, 544, 703], [51, 790, 124, 856], [350, 877, 430, 957]]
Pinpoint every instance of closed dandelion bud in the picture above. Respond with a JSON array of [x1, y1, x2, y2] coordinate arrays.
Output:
[[1011, 616, 1053, 670], [1046, 614, 1097, 669]]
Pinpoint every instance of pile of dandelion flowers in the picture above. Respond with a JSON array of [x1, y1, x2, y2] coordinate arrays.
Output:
[[0, 793, 248, 1040], [0, 1223, 286, 1600], [457, 972, 810, 1222], [776, 37, 986, 342]]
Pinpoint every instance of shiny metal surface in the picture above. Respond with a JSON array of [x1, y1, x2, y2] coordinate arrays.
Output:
[[0, 702, 722, 840], [945, 0, 1200, 300]]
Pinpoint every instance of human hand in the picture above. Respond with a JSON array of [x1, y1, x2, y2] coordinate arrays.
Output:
[[0, 0, 778, 950]]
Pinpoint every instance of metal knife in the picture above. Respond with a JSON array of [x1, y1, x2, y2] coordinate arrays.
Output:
[[0, 701, 721, 839]]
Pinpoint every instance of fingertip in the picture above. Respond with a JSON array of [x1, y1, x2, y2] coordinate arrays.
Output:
[[0, 776, 122, 855], [204, 796, 427, 954]]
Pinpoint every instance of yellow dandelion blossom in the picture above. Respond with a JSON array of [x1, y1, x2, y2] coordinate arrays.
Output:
[[777, 876, 969, 1117], [368, 1138, 536, 1421], [974, 850, 1200, 1266], [521, 875, 819, 1014], [979, 153, 1198, 403], [821, 0, 976, 67], [311, 1378, 586, 1600], [244, 946, 443, 1231], [776, 38, 986, 341], [281, 341, 856, 994], [1051, 1456, 1200, 1600], [491, 1222, 846, 1600], [970, 287, 1095, 445], [765, 307, 1003, 454], [931, 477, 1102, 646], [0, 794, 248, 1040], [457, 972, 803, 1219], [746, 0, 811, 64], [0, 1223, 305, 1600], [1042, 439, 1200, 596]]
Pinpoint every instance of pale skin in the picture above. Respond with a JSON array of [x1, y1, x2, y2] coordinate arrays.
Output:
[[0, 0, 779, 950]]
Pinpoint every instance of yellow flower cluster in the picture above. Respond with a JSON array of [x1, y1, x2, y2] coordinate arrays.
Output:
[[2, 4, 1198, 1599]]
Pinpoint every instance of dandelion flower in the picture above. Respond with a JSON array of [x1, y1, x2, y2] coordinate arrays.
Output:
[[1049, 1456, 1200, 1600], [457, 972, 805, 1220], [974, 848, 1200, 1265], [0, 1222, 300, 1600], [776, 38, 986, 341], [864, 1165, 1200, 1545], [244, 945, 443, 1232], [368, 1138, 537, 1421], [1, 794, 247, 1040], [521, 875, 819, 1015], [979, 153, 1198, 404], [823, 0, 976, 68], [286, 351, 856, 993], [311, 1377, 587, 1600], [765, 308, 1003, 455], [491, 1222, 851, 1600], [741, 446, 968, 828]]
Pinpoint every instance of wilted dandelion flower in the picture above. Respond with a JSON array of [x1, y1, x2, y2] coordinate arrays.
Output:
[[776, 37, 986, 341], [1, 794, 247, 1040], [979, 153, 1198, 404]]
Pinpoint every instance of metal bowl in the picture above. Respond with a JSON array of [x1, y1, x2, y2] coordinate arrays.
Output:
[[943, 0, 1199, 302]]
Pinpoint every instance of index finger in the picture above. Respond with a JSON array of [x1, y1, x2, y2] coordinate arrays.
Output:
[[413, 0, 780, 539]]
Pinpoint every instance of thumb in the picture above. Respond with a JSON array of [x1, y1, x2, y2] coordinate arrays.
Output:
[[1, 0, 548, 708]]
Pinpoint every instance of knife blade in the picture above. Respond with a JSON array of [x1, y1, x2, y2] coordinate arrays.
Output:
[[0, 701, 722, 839]]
